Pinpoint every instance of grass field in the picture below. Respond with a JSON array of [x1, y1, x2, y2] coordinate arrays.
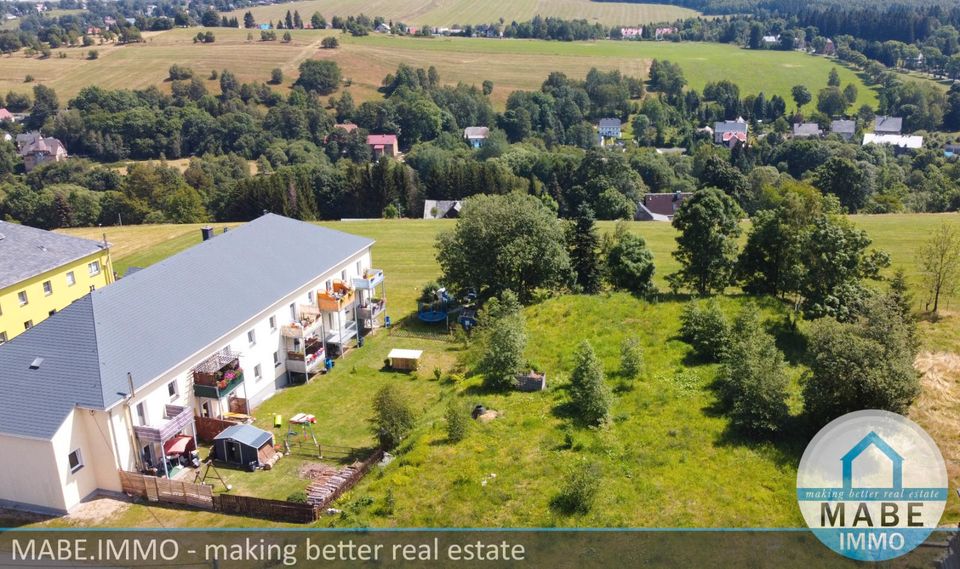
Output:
[[225, 0, 701, 28], [0, 27, 875, 110], [50, 213, 960, 528]]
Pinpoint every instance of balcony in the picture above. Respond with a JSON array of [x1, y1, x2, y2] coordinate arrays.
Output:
[[281, 313, 324, 339], [317, 281, 355, 312], [133, 405, 194, 444], [358, 298, 386, 321], [191, 349, 244, 399], [353, 269, 384, 290], [286, 335, 325, 374]]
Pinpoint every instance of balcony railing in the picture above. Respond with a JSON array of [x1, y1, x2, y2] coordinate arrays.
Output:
[[193, 370, 244, 399], [358, 298, 386, 320], [317, 281, 356, 312], [133, 405, 194, 444], [353, 269, 384, 290]]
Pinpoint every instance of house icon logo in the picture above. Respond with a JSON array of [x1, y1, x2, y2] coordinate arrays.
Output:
[[797, 410, 948, 562]]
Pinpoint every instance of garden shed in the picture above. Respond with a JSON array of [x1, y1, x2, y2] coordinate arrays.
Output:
[[388, 348, 423, 371], [212, 424, 275, 470]]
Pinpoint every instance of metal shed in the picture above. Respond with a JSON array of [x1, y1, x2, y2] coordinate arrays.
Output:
[[212, 424, 274, 470]]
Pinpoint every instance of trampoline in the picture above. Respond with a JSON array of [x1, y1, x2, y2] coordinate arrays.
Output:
[[419, 310, 447, 323]]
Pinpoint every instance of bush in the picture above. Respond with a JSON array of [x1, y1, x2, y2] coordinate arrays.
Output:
[[444, 401, 468, 442], [87, 50, 99, 60], [383, 203, 399, 218], [24, 75, 34, 83], [477, 292, 527, 390], [619, 337, 643, 379], [551, 462, 601, 515], [370, 385, 415, 450], [321, 36, 339, 49], [717, 305, 789, 434], [294, 59, 341, 95], [286, 490, 308, 503], [679, 300, 729, 362], [605, 224, 656, 296], [270, 67, 283, 85], [168, 64, 193, 81], [569, 340, 611, 425]]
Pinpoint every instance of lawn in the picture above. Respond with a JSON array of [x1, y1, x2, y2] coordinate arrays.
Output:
[[51, 213, 960, 528], [0, 28, 875, 110], [225, 0, 700, 28]]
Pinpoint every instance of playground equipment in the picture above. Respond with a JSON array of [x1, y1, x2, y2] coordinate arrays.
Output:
[[457, 289, 479, 331], [194, 459, 232, 491], [418, 287, 452, 324], [284, 413, 321, 457]]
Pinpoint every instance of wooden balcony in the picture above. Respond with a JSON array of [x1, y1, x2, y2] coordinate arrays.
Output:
[[191, 351, 244, 399], [317, 281, 355, 312]]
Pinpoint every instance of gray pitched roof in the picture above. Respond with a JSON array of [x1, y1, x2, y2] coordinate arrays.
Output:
[[874, 116, 903, 133], [831, 119, 857, 134], [215, 423, 273, 448], [792, 123, 822, 137], [598, 118, 621, 128], [0, 214, 374, 439], [714, 120, 747, 133], [0, 221, 107, 290]]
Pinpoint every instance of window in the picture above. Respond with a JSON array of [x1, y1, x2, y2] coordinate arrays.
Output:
[[42, 280, 53, 296], [325, 279, 332, 291], [289, 303, 296, 320], [254, 364, 263, 381], [89, 285, 95, 292], [167, 380, 179, 400], [247, 329, 256, 346], [48, 309, 56, 317], [17, 291, 28, 306], [0, 332, 7, 344], [273, 351, 280, 368], [68, 449, 84, 473], [65, 271, 76, 286], [23, 320, 33, 330], [341, 269, 347, 281], [269, 316, 277, 331], [307, 290, 314, 304], [136, 402, 148, 426], [356, 261, 362, 275], [88, 261, 101, 276]]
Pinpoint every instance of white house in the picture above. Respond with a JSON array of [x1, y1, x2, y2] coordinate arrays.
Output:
[[0, 214, 387, 514], [862, 133, 923, 151]]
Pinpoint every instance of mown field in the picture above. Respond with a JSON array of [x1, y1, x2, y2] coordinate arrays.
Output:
[[225, 0, 701, 28], [48, 213, 960, 529], [0, 27, 875, 110]]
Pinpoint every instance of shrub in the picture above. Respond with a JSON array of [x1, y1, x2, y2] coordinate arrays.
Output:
[[87, 50, 99, 60], [286, 490, 308, 503], [619, 337, 643, 379], [444, 401, 468, 443], [569, 340, 611, 425], [477, 292, 527, 390], [679, 300, 729, 362], [551, 462, 601, 515], [270, 67, 283, 85], [370, 385, 415, 450], [321, 36, 339, 49], [605, 224, 656, 296], [24, 75, 34, 83], [383, 203, 400, 218]]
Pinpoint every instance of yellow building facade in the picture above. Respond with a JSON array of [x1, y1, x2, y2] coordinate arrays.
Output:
[[0, 222, 113, 343]]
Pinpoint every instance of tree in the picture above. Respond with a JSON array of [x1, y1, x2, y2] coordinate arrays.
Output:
[[444, 401, 468, 442], [321, 36, 339, 49], [87, 50, 99, 60], [477, 291, 527, 390], [294, 60, 341, 95], [619, 337, 643, 379], [791, 85, 812, 111], [243, 11, 255, 29], [843, 83, 858, 105], [311, 12, 327, 29], [717, 305, 789, 435], [436, 193, 572, 303], [370, 385, 415, 450], [803, 296, 919, 424], [919, 222, 960, 316], [679, 300, 729, 362], [812, 157, 870, 212], [26, 84, 59, 130], [828, 67, 841, 87], [816, 87, 849, 117], [569, 340, 611, 425], [482, 80, 494, 96], [568, 206, 601, 294], [604, 223, 656, 296], [270, 68, 283, 85], [551, 462, 601, 515], [282, 31, 292, 42], [668, 188, 744, 295]]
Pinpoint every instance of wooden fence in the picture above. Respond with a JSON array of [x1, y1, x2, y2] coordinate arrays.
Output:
[[214, 494, 318, 523], [309, 448, 385, 511], [195, 415, 238, 442], [119, 470, 214, 509]]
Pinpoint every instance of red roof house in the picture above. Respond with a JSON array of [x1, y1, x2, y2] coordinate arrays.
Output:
[[367, 134, 399, 159]]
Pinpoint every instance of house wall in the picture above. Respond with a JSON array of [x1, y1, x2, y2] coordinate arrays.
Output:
[[51, 409, 122, 511], [0, 433, 64, 513], [0, 249, 114, 343]]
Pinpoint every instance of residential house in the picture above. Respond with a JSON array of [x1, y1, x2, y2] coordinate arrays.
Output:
[[333, 123, 358, 133], [819, 38, 836, 56], [0, 108, 12, 122], [762, 35, 779, 46], [423, 200, 462, 219], [16, 131, 68, 171], [655, 27, 677, 40], [598, 118, 622, 138], [0, 221, 113, 344], [103, 16, 116, 26], [944, 143, 960, 158], [713, 118, 748, 147], [376, 22, 391, 33], [620, 27, 642, 39], [831, 119, 857, 141], [792, 122, 823, 138], [367, 134, 398, 159], [463, 126, 489, 148], [0, 214, 385, 514], [874, 116, 903, 135], [862, 133, 923, 152], [636, 192, 693, 222]]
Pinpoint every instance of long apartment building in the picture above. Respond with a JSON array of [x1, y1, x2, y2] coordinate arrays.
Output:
[[0, 214, 386, 514]]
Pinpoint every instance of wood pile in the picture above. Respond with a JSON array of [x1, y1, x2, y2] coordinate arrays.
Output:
[[306, 462, 363, 507]]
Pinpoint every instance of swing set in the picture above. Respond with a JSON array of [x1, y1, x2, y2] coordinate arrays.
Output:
[[277, 413, 322, 458]]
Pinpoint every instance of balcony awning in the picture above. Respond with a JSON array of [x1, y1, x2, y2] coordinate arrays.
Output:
[[191, 347, 242, 374], [133, 404, 194, 444]]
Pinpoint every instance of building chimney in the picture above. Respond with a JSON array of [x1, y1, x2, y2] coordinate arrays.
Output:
[[201, 226, 214, 241]]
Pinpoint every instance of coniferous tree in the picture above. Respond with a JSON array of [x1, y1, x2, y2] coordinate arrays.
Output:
[[569, 340, 611, 425], [568, 205, 601, 294]]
